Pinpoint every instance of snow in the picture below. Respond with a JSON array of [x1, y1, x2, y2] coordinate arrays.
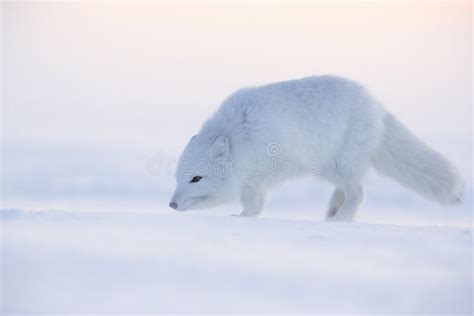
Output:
[[1, 209, 472, 314]]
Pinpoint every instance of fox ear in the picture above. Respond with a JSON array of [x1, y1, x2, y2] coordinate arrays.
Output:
[[209, 135, 230, 159]]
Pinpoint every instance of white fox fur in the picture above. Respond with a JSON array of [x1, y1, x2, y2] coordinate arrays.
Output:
[[170, 75, 464, 221]]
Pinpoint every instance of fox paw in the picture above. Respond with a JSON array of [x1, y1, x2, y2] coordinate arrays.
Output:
[[231, 211, 260, 217]]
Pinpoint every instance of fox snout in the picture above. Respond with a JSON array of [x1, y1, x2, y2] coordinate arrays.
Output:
[[169, 200, 187, 212], [169, 201, 178, 209], [169, 190, 185, 211]]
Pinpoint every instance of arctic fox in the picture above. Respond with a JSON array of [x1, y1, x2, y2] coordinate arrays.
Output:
[[169, 76, 463, 221]]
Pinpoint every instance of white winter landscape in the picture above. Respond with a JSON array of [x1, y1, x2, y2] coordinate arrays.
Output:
[[1, 206, 473, 313], [1, 1, 472, 315]]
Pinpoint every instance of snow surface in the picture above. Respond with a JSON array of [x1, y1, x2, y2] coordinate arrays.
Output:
[[1, 209, 472, 314]]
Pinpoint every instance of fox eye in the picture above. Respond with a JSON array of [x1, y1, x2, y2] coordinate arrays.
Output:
[[190, 176, 202, 183]]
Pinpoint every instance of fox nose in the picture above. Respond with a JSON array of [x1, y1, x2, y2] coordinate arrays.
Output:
[[169, 201, 178, 209]]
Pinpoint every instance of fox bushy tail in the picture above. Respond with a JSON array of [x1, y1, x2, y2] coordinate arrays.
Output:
[[372, 113, 464, 205]]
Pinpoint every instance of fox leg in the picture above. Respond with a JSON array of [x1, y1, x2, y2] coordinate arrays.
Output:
[[236, 183, 267, 217], [326, 183, 364, 221], [326, 188, 345, 219]]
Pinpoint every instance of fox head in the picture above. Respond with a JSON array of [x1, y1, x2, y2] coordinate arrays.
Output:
[[169, 134, 237, 211]]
